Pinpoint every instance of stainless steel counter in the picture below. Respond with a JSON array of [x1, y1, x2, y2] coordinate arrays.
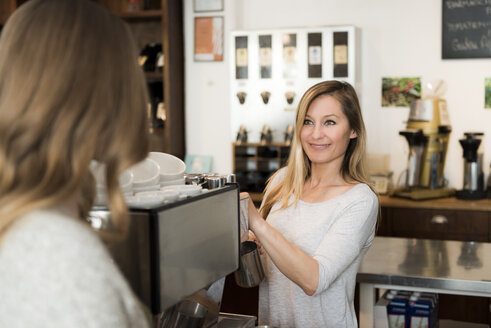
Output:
[[356, 237, 491, 328]]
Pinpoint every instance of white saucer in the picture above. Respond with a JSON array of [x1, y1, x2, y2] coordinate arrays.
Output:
[[162, 185, 202, 196], [125, 192, 166, 207], [160, 177, 185, 187], [132, 184, 160, 193]]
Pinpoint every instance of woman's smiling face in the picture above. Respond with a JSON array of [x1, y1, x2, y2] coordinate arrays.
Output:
[[300, 95, 357, 168]]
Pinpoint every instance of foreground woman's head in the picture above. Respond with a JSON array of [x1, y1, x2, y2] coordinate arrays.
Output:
[[0, 0, 149, 237]]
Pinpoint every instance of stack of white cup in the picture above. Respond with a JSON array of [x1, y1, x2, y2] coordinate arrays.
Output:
[[91, 152, 206, 208], [90, 161, 134, 206], [148, 152, 186, 187]]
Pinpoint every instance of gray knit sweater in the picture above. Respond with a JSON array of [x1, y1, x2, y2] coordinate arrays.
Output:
[[0, 206, 150, 328], [258, 169, 378, 327]]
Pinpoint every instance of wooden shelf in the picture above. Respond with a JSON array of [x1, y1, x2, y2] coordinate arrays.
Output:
[[95, 0, 185, 159], [118, 9, 162, 19], [233, 143, 290, 196], [0, 0, 15, 25], [144, 71, 163, 80]]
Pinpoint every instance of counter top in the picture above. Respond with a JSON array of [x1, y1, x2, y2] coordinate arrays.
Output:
[[357, 236, 491, 296], [379, 195, 491, 211]]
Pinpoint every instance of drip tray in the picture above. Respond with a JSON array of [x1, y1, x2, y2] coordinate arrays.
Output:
[[209, 312, 256, 328]]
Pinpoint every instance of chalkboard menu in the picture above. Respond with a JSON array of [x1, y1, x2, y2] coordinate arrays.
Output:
[[442, 0, 491, 59]]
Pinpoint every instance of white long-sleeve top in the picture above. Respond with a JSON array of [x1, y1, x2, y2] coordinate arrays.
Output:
[[0, 206, 150, 328], [258, 169, 378, 327]]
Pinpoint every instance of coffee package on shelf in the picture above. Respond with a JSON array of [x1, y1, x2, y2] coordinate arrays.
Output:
[[408, 292, 438, 328], [385, 290, 410, 328]]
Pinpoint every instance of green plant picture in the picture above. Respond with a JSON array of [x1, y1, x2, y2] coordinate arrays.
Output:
[[382, 77, 421, 107], [485, 78, 491, 109]]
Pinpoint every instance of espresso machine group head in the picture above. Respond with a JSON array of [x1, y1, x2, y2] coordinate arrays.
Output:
[[392, 98, 455, 200]]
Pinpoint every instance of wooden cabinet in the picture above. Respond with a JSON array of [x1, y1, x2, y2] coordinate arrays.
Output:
[[380, 206, 490, 242], [233, 142, 290, 203], [378, 196, 491, 242], [378, 196, 491, 325], [0, 0, 185, 159]]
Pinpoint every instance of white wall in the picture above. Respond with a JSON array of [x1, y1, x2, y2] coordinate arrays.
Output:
[[184, 0, 491, 189]]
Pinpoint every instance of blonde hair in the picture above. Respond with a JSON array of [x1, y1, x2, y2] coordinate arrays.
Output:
[[260, 81, 370, 218], [0, 0, 149, 239]]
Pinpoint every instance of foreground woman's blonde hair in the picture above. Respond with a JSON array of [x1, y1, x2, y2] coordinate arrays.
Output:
[[0, 0, 149, 240], [260, 81, 369, 218]]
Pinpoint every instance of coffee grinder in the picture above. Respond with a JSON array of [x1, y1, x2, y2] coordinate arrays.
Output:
[[456, 132, 486, 200], [391, 98, 455, 200]]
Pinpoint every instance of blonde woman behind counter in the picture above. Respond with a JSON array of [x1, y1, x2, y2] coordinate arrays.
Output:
[[243, 81, 379, 328], [0, 0, 151, 327]]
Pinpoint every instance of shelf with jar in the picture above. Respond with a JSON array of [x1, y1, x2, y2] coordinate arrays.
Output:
[[1, 0, 184, 159], [233, 142, 291, 203], [97, 0, 185, 159], [100, 0, 161, 15]]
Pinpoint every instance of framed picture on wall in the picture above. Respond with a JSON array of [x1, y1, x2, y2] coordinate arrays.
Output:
[[194, 0, 223, 12], [194, 16, 224, 62], [185, 155, 212, 173], [381, 77, 421, 107]]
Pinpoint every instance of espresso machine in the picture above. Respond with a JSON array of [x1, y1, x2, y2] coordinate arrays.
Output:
[[88, 184, 257, 327], [391, 98, 455, 200], [456, 132, 486, 200]]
